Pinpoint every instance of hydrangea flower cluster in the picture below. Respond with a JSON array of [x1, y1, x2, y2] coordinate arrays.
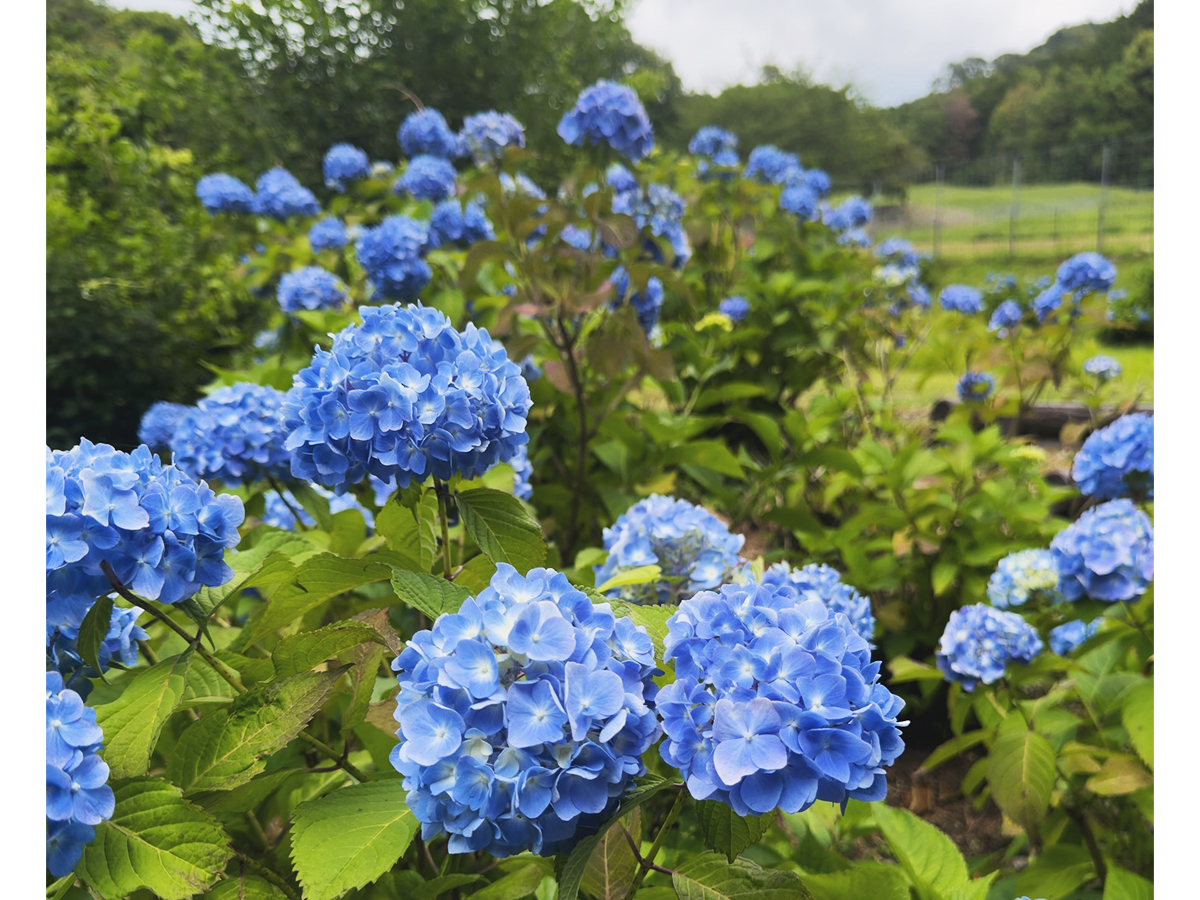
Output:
[[137, 401, 188, 451], [875, 238, 922, 268], [428, 199, 495, 249], [1056, 252, 1117, 295], [988, 300, 1024, 335], [309, 216, 349, 252], [1083, 355, 1122, 381], [557, 80, 654, 162], [283, 304, 531, 492], [1049, 619, 1101, 656], [987, 549, 1061, 609], [940, 285, 984, 314], [759, 563, 875, 642], [1050, 499, 1153, 602], [837, 228, 872, 248], [823, 197, 872, 232], [689, 126, 739, 175], [780, 183, 819, 220], [797, 168, 831, 196], [323, 143, 371, 191], [48, 604, 147, 692], [957, 372, 994, 403], [1033, 283, 1066, 322], [196, 173, 254, 214], [460, 111, 525, 164], [660, 581, 906, 815], [355, 216, 432, 300], [936, 604, 1043, 691], [170, 384, 293, 486], [47, 441, 244, 629], [47, 671, 114, 877], [262, 484, 375, 531], [399, 109, 460, 159], [251, 167, 320, 219], [611, 268, 665, 337], [277, 266, 348, 313], [396, 155, 458, 202], [985, 272, 1018, 295], [509, 444, 533, 502], [390, 564, 662, 856], [595, 495, 744, 605], [1071, 413, 1154, 501], [745, 145, 800, 184], [719, 296, 750, 323], [609, 176, 690, 263]]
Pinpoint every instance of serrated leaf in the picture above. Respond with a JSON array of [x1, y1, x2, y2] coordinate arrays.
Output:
[[290, 781, 420, 900], [272, 621, 388, 679], [291, 481, 337, 532], [1014, 844, 1094, 900], [78, 594, 115, 679], [799, 863, 910, 900], [1122, 680, 1153, 770], [77, 777, 232, 900], [986, 718, 1055, 829], [581, 808, 640, 900], [671, 852, 814, 899], [179, 659, 238, 710], [873, 804, 971, 900], [596, 564, 662, 593], [456, 487, 547, 573], [472, 859, 553, 900], [93, 653, 191, 779], [390, 568, 473, 620], [179, 535, 307, 632], [168, 668, 345, 793], [194, 769, 302, 814], [1102, 864, 1154, 900], [453, 554, 497, 594], [208, 873, 288, 899], [375, 494, 439, 573], [697, 802, 776, 862], [345, 610, 396, 729], [1085, 753, 1153, 795]]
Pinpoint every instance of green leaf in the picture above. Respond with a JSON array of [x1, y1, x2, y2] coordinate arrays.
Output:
[[1102, 865, 1154, 900], [411, 874, 487, 900], [1122, 680, 1153, 770], [93, 653, 191, 779], [581, 807, 640, 900], [472, 859, 553, 900], [1085, 753, 1153, 795], [456, 487, 547, 573], [887, 656, 946, 684], [799, 863, 911, 900], [696, 802, 776, 863], [986, 718, 1055, 830], [606, 599, 674, 662], [167, 668, 345, 793], [802, 447, 862, 478], [208, 874, 288, 899], [375, 493, 439, 573], [919, 730, 988, 773], [77, 777, 232, 900], [390, 568, 473, 620], [272, 621, 388, 679], [1014, 844, 1094, 900], [179, 532, 309, 631], [873, 804, 970, 900], [453, 554, 498, 594], [291, 481, 337, 532], [290, 781, 420, 900], [671, 852, 814, 899], [179, 659, 238, 710], [596, 564, 662, 594], [931, 559, 957, 597], [662, 440, 745, 479], [77, 594, 115, 679]]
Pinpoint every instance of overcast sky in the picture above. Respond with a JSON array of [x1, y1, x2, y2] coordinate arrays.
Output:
[[115, 0, 1136, 107]]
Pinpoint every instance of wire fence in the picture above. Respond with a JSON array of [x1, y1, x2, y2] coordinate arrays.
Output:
[[862, 134, 1154, 259]]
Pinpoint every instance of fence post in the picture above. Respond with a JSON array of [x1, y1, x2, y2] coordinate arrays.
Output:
[[1097, 143, 1111, 252], [1009, 157, 1020, 259], [933, 162, 944, 257]]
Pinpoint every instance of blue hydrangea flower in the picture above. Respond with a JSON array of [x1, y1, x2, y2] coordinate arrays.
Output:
[[510, 444, 533, 502], [1050, 499, 1153, 603], [987, 549, 1061, 609], [277, 266, 348, 313], [196, 173, 254, 214], [719, 296, 750, 323], [46, 672, 114, 876], [283, 304, 531, 492], [957, 372, 994, 403], [1033, 283, 1066, 322], [875, 238, 922, 268], [799, 169, 831, 197], [1083, 355, 1122, 381], [744, 146, 800, 184], [985, 272, 1018, 294], [1072, 413, 1153, 501], [595, 495, 744, 605], [309, 217, 349, 252], [390, 564, 661, 856], [47, 441, 244, 627], [461, 111, 525, 164], [610, 268, 665, 336], [940, 285, 984, 314], [689, 126, 737, 158], [170, 384, 292, 486], [907, 283, 931, 309], [396, 155, 458, 202], [661, 581, 905, 815], [251, 167, 320, 219], [137, 401, 188, 451], [824, 197, 872, 231], [557, 80, 654, 162], [48, 604, 147, 693], [399, 109, 460, 159], [988, 300, 1024, 335], [1056, 252, 1117, 295], [759, 562, 875, 642], [428, 199, 495, 249], [262, 484, 375, 531], [608, 177, 690, 263], [356, 216, 432, 301], [780, 184, 819, 220], [1049, 619, 1101, 656], [936, 605, 1043, 691], [323, 143, 371, 191], [837, 228, 872, 248]]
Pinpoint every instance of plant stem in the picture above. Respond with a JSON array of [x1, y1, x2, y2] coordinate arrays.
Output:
[[266, 475, 308, 530], [228, 845, 302, 900], [434, 480, 453, 579], [625, 789, 686, 899]]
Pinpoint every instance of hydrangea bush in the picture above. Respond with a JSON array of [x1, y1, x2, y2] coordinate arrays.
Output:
[[935, 604, 1043, 691]]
